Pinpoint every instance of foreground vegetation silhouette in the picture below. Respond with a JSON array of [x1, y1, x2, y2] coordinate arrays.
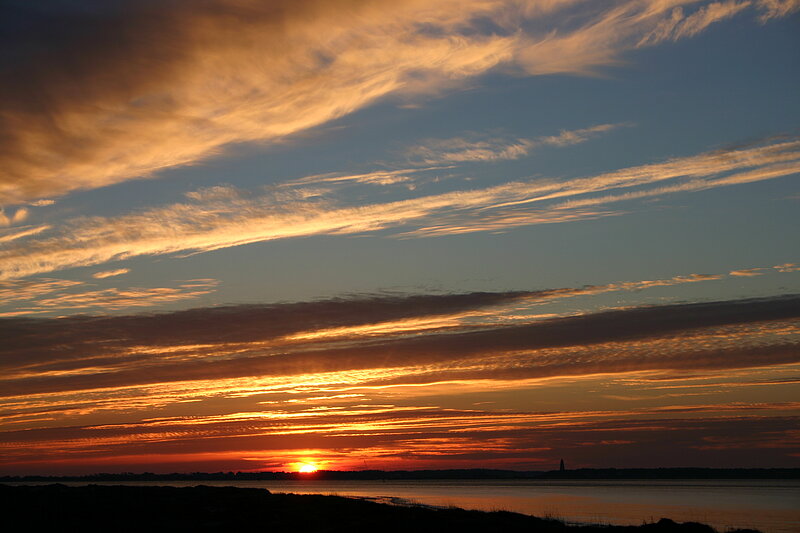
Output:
[[0, 484, 761, 533]]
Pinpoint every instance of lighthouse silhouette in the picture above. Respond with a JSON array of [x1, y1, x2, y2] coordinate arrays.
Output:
[[559, 458, 565, 472]]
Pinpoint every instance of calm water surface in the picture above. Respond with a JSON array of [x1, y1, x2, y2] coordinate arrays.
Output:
[[8, 479, 798, 532]]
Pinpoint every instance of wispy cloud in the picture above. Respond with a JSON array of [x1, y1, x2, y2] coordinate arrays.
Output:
[[539, 124, 626, 147], [92, 268, 130, 280], [0, 226, 51, 245], [2, 287, 797, 472], [0, 279, 218, 316], [282, 166, 453, 189], [638, 1, 752, 46], [1, 289, 797, 399], [7, 266, 763, 374], [730, 267, 768, 277], [775, 263, 800, 273], [0, 278, 84, 304], [0, 208, 30, 227], [0, 1, 792, 204], [29, 280, 218, 311], [1, 139, 797, 279], [1, 381, 797, 471], [405, 124, 624, 164], [756, 0, 800, 20]]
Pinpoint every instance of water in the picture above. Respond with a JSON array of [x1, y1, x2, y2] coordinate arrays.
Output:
[[6, 479, 798, 532]]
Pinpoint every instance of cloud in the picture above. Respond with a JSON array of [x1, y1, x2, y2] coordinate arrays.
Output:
[[639, 1, 752, 45], [775, 263, 800, 273], [730, 267, 767, 277], [283, 167, 453, 188], [538, 123, 626, 147], [4, 266, 759, 374], [0, 291, 797, 398], [29, 280, 218, 311], [0, 279, 218, 316], [513, 0, 751, 75], [407, 137, 536, 164], [2, 138, 797, 280], [0, 225, 51, 244], [0, 278, 84, 304], [0, 290, 542, 374], [92, 268, 130, 279], [401, 141, 800, 237], [0, 0, 512, 204], [405, 124, 623, 164], [1, 288, 797, 472], [14, 279, 219, 312], [0, 1, 793, 204], [756, 0, 800, 20], [1, 396, 797, 472], [0, 208, 30, 227], [278, 272, 728, 343]]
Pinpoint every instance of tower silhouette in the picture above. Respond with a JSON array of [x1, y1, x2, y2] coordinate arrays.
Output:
[[559, 458, 565, 472]]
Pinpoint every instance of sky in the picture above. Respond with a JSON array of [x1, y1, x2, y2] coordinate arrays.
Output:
[[0, 0, 798, 475]]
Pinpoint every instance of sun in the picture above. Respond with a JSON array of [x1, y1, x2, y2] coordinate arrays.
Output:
[[298, 463, 318, 473]]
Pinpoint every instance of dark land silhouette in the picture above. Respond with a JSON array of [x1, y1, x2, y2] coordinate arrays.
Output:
[[0, 484, 762, 533], [2, 467, 797, 483]]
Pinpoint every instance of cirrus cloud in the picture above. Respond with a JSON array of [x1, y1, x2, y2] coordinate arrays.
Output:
[[0, 0, 792, 205], [0, 138, 797, 280]]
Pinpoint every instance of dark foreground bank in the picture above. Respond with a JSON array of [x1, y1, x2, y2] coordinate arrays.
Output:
[[0, 484, 760, 533]]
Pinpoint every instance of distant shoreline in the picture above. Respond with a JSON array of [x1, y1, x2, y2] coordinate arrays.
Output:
[[3, 467, 798, 482], [0, 484, 762, 532]]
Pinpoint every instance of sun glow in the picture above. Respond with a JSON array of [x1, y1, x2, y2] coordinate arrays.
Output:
[[298, 463, 318, 473]]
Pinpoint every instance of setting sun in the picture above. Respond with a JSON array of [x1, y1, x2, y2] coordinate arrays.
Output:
[[298, 463, 318, 473]]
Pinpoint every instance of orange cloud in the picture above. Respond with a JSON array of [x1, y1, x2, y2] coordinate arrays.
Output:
[[0, 278, 84, 304], [730, 268, 767, 277], [0, 0, 513, 204], [0, 208, 30, 227], [638, 1, 752, 45], [774, 263, 800, 273], [1, 398, 797, 473], [0, 225, 51, 245], [1, 291, 797, 402], [405, 124, 624, 164], [1, 139, 798, 280], [92, 268, 130, 279], [283, 167, 454, 188], [29, 280, 218, 311], [2, 279, 218, 315], [1, 296, 796, 474], [756, 0, 800, 20], [1, 1, 793, 205]]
